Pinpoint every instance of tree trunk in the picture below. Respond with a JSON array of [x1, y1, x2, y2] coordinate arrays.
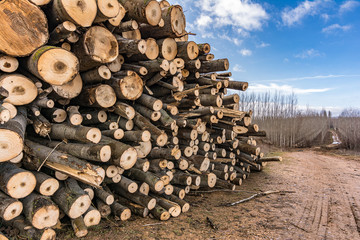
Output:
[[94, 0, 120, 23], [48, 21, 76, 45], [115, 36, 147, 55], [149, 205, 170, 221], [124, 168, 164, 192], [80, 65, 112, 84], [227, 81, 249, 91], [96, 199, 111, 218], [112, 187, 156, 210], [176, 41, 199, 60]]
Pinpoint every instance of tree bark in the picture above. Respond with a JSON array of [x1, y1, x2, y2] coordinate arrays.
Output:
[[121, 0, 161, 26], [21, 192, 59, 229], [0, 191, 23, 221], [33, 171, 59, 196]]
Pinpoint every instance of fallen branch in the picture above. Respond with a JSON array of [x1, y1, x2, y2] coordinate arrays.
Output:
[[223, 190, 295, 207]]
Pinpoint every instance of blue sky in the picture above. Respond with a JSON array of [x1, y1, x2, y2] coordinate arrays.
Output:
[[172, 0, 360, 115]]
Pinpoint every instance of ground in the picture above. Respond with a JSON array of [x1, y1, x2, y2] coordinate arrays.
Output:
[[57, 149, 360, 240]]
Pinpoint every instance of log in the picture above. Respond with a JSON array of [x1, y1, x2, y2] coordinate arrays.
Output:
[[2, 216, 56, 240], [157, 38, 178, 61], [81, 65, 112, 84], [176, 41, 199, 60], [24, 140, 105, 187], [96, 199, 111, 218], [136, 93, 163, 111], [0, 191, 23, 221], [113, 187, 156, 210], [149, 147, 181, 160], [259, 156, 283, 162], [139, 5, 186, 39], [74, 84, 117, 108], [94, 0, 120, 23], [100, 136, 138, 170], [52, 178, 91, 219], [0, 0, 49, 57], [50, 124, 101, 143], [39, 140, 111, 163], [26, 46, 79, 86], [33, 171, 59, 196], [73, 26, 119, 71], [39, 109, 63, 125], [160, 194, 190, 213], [48, 21, 76, 45], [50, 74, 83, 100], [0, 74, 38, 106], [115, 36, 147, 55], [198, 59, 229, 73], [150, 205, 170, 221], [110, 71, 143, 100], [122, 0, 162, 26], [115, 195, 149, 217], [113, 20, 139, 33], [71, 216, 88, 238], [107, 2, 126, 29], [102, 129, 125, 140], [133, 112, 168, 147], [111, 202, 131, 221], [51, 0, 97, 27], [83, 206, 101, 227], [199, 173, 216, 188], [123, 130, 151, 142], [124, 168, 164, 192], [227, 81, 249, 91], [0, 55, 18, 73], [0, 163, 36, 199], [112, 101, 136, 120], [21, 193, 59, 229], [0, 107, 27, 162]]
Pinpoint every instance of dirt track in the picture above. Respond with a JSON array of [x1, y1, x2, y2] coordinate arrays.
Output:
[[60, 150, 360, 239]]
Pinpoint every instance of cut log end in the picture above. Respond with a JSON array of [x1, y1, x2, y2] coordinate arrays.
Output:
[[0, 74, 37, 106], [156, 133, 168, 147], [39, 178, 60, 196], [59, 0, 98, 27], [86, 128, 102, 144], [207, 173, 217, 188], [100, 145, 112, 162], [3, 200, 23, 221], [6, 171, 36, 199], [84, 208, 101, 227], [69, 195, 91, 219], [32, 204, 59, 230], [40, 228, 56, 240], [145, 1, 162, 26], [120, 147, 138, 170]]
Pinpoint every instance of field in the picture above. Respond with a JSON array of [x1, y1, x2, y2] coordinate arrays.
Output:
[[56, 149, 360, 239]]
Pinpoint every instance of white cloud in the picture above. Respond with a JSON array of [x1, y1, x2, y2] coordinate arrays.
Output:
[[281, 0, 330, 26], [233, 64, 245, 72], [249, 83, 332, 94], [219, 35, 243, 45], [294, 49, 323, 59], [322, 24, 351, 33], [339, 0, 360, 14], [283, 58, 290, 63], [195, 15, 213, 28], [194, 0, 268, 31], [239, 49, 252, 56], [257, 42, 270, 48], [321, 13, 330, 21]]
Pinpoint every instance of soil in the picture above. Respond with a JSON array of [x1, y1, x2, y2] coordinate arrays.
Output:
[[57, 150, 360, 240]]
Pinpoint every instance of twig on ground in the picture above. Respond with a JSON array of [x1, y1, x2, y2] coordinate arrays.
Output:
[[223, 190, 296, 207], [142, 223, 163, 227], [206, 217, 218, 230]]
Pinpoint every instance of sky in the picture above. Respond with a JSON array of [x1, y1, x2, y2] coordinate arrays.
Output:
[[171, 0, 360, 115]]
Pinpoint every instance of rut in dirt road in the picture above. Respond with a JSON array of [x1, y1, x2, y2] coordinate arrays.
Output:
[[284, 151, 360, 240]]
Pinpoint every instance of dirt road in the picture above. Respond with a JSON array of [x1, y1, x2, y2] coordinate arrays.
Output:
[[60, 150, 360, 239]]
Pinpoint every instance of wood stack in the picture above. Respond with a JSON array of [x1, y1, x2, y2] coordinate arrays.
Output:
[[0, 0, 268, 239]]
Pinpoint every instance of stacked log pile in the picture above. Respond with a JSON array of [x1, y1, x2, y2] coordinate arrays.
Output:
[[0, 0, 268, 238]]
